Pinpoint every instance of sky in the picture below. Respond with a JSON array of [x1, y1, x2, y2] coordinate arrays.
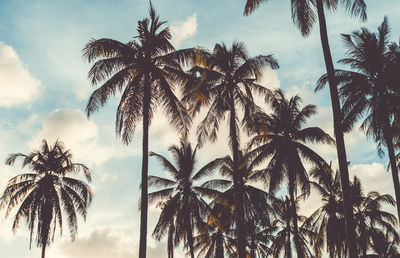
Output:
[[0, 0, 399, 257]]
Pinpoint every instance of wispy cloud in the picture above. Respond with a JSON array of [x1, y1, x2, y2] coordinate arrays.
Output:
[[170, 13, 198, 47]]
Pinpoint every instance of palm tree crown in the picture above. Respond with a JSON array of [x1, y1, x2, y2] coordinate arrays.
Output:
[[183, 41, 278, 258], [148, 140, 224, 258], [82, 4, 197, 257], [0, 139, 93, 258]]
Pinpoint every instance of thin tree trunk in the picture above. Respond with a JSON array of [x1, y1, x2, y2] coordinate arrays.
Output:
[[216, 231, 224, 258], [186, 204, 195, 258], [139, 75, 151, 258], [41, 245, 46, 258], [285, 216, 292, 258], [288, 166, 304, 258], [315, 1, 358, 257], [383, 119, 400, 222], [228, 89, 246, 258], [168, 222, 174, 258]]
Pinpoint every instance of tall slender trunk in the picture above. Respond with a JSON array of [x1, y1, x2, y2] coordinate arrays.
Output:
[[41, 245, 46, 258], [168, 222, 174, 258], [285, 212, 292, 258], [139, 74, 151, 258], [228, 89, 246, 258], [216, 231, 224, 258], [315, 1, 358, 257], [186, 202, 195, 258], [287, 161, 304, 258], [383, 117, 400, 221]]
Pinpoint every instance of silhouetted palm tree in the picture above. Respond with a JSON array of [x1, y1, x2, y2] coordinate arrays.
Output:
[[369, 229, 399, 257], [304, 165, 347, 258], [183, 41, 278, 258], [317, 17, 400, 223], [148, 141, 224, 258], [243, 2, 367, 256], [201, 150, 273, 256], [269, 196, 314, 258], [192, 204, 236, 258], [350, 176, 398, 257], [247, 89, 333, 257], [0, 140, 93, 258], [82, 4, 196, 257]]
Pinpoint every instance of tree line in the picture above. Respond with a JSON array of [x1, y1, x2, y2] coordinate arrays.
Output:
[[1, 0, 400, 258]]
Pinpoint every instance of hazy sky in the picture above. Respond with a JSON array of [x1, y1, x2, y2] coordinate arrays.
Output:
[[0, 0, 399, 257]]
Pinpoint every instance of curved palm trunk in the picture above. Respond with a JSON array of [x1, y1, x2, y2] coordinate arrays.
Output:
[[139, 75, 151, 258], [315, 1, 358, 257], [383, 118, 400, 222], [228, 89, 246, 258]]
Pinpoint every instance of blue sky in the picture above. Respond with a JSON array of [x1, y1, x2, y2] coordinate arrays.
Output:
[[0, 0, 399, 257]]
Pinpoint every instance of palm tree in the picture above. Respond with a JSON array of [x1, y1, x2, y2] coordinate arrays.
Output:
[[82, 4, 196, 257], [192, 203, 236, 258], [269, 196, 314, 258], [316, 17, 400, 223], [304, 165, 348, 258], [201, 150, 274, 256], [350, 176, 399, 257], [0, 139, 93, 258], [243, 1, 367, 256], [247, 89, 333, 257], [182, 41, 278, 258], [148, 140, 224, 258]]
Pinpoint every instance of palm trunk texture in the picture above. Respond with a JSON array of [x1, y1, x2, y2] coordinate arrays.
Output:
[[315, 1, 358, 257], [229, 89, 246, 258], [139, 76, 151, 258]]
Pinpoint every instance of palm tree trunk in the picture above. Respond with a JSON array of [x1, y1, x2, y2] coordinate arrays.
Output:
[[315, 1, 358, 257], [383, 118, 400, 222], [41, 245, 46, 258], [186, 208, 195, 258], [168, 222, 174, 258], [216, 231, 224, 258], [288, 168, 304, 258], [285, 219, 292, 258], [139, 75, 151, 258], [228, 89, 246, 258]]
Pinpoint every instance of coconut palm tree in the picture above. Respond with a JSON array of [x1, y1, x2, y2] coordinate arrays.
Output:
[[201, 150, 274, 256], [148, 140, 225, 258], [82, 4, 197, 257], [269, 196, 314, 258], [192, 203, 236, 258], [247, 89, 333, 257], [0, 139, 93, 258], [350, 176, 399, 257], [316, 17, 400, 223], [304, 165, 347, 258], [182, 41, 278, 258], [243, 1, 367, 256]]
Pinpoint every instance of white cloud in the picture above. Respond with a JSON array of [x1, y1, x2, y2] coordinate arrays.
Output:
[[42, 227, 185, 258], [170, 14, 198, 47], [28, 109, 114, 166], [0, 42, 41, 107], [349, 162, 394, 195]]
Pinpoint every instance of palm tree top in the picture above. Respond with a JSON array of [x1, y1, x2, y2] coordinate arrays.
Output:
[[243, 0, 367, 37], [0, 139, 93, 256]]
